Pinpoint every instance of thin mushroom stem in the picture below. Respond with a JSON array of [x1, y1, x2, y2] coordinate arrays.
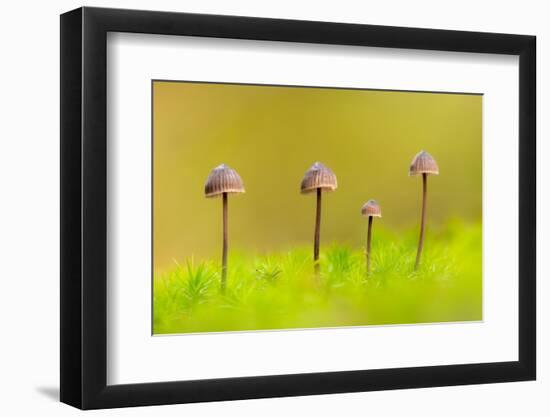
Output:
[[221, 192, 228, 292], [314, 188, 322, 274], [415, 173, 427, 270], [366, 216, 373, 275]]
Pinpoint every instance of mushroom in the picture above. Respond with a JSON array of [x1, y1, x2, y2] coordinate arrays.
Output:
[[204, 164, 245, 292], [361, 200, 381, 275], [409, 151, 439, 270], [300, 162, 338, 274]]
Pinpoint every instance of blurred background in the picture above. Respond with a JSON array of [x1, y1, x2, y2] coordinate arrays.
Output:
[[153, 81, 481, 272]]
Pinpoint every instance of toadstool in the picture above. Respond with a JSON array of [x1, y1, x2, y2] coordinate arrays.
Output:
[[204, 164, 245, 292], [361, 200, 382, 276], [300, 162, 338, 274], [409, 151, 439, 270]]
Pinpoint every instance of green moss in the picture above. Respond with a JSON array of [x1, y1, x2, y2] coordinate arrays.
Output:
[[153, 221, 482, 334]]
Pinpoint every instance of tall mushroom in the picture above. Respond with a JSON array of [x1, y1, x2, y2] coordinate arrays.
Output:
[[300, 162, 338, 274], [409, 151, 439, 270], [361, 200, 381, 276], [204, 164, 245, 292]]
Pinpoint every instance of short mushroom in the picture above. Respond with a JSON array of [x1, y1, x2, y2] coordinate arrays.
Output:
[[361, 200, 382, 275], [300, 162, 338, 274], [204, 164, 245, 292], [409, 151, 439, 270]]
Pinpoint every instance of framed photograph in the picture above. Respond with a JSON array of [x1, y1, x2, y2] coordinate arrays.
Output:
[[60, 6, 536, 409]]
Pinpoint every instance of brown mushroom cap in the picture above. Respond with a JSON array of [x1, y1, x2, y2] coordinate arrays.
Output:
[[204, 164, 245, 198], [300, 162, 338, 194], [409, 151, 439, 176], [361, 200, 382, 218]]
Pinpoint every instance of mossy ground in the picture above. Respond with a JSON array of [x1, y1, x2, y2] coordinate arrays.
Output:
[[153, 221, 482, 334]]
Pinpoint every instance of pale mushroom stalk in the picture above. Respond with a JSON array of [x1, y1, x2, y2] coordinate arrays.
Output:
[[409, 151, 439, 271], [204, 164, 245, 293], [300, 162, 338, 275], [361, 200, 381, 276]]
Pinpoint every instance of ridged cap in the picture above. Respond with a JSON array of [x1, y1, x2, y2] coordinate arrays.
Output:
[[204, 164, 245, 198], [361, 200, 382, 218], [300, 162, 338, 194], [409, 151, 439, 176]]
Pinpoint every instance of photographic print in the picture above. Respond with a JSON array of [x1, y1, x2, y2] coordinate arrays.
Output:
[[152, 80, 482, 335], [61, 8, 536, 407]]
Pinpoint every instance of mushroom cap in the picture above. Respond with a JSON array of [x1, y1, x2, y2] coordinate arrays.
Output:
[[300, 162, 338, 194], [409, 150, 439, 176], [204, 164, 245, 198], [361, 200, 382, 218]]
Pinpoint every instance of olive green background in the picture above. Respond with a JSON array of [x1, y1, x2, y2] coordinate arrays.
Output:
[[153, 81, 482, 273]]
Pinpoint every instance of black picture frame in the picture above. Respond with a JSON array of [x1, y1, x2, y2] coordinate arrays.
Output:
[[60, 6, 536, 410]]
